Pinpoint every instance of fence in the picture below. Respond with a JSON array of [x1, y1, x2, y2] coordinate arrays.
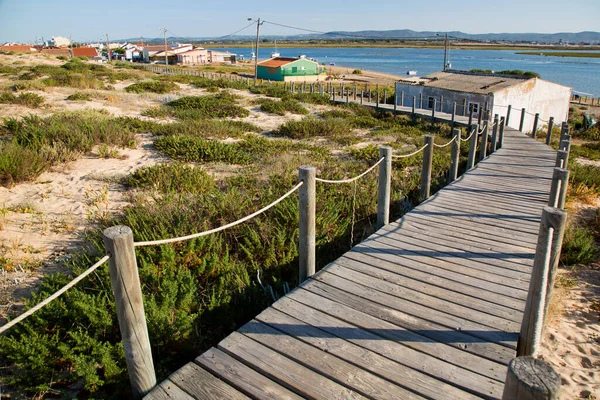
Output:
[[0, 67, 571, 399]]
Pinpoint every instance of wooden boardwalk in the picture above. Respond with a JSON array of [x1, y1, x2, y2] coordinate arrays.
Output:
[[145, 128, 557, 400]]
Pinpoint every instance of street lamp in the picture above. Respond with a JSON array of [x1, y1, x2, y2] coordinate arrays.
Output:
[[248, 17, 263, 85]]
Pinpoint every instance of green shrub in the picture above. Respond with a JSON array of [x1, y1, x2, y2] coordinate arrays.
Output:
[[276, 117, 351, 140], [166, 92, 249, 119], [56, 55, 68, 60], [125, 81, 179, 94], [258, 98, 309, 116], [154, 135, 251, 164], [126, 163, 215, 194], [571, 142, 600, 161], [352, 69, 362, 74], [561, 225, 598, 265], [0, 92, 45, 108], [66, 92, 93, 101]]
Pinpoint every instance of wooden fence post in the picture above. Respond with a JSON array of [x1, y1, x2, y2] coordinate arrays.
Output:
[[393, 93, 397, 115], [376, 84, 380, 109], [506, 105, 512, 126], [377, 146, 392, 229], [360, 90, 363, 104], [431, 98, 436, 122], [518, 206, 567, 357], [353, 82, 357, 100], [498, 117, 506, 149], [545, 117, 554, 145], [462, 98, 467, 116], [451, 102, 456, 129], [555, 150, 568, 169], [490, 114, 499, 153], [420, 135, 434, 200], [298, 166, 316, 284], [559, 122, 569, 144], [103, 226, 156, 400], [480, 120, 489, 161], [346, 89, 349, 104], [440, 96, 444, 112], [467, 124, 478, 170], [519, 107, 526, 132], [502, 356, 560, 400], [468, 106, 474, 126], [419, 93, 423, 109], [548, 168, 569, 210], [401, 91, 404, 107], [412, 96, 416, 117], [477, 105, 483, 126], [383, 89, 387, 105], [561, 135, 571, 154], [448, 128, 461, 183], [532, 113, 540, 138]]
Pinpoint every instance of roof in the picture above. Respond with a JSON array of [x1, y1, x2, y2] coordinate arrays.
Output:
[[72, 47, 99, 57], [41, 48, 71, 56], [144, 45, 166, 52], [417, 70, 532, 94], [0, 45, 36, 52], [258, 57, 304, 68], [178, 48, 207, 56]]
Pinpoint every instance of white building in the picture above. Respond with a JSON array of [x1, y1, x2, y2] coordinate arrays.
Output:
[[51, 36, 71, 47], [395, 70, 571, 132]]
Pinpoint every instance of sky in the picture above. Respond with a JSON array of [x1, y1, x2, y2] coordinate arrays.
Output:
[[0, 0, 599, 43]]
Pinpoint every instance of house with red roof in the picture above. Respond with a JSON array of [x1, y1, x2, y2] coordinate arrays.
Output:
[[257, 56, 325, 82]]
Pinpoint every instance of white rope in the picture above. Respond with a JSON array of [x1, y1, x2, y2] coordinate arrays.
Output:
[[391, 143, 429, 159], [461, 129, 476, 142], [433, 136, 456, 148], [134, 182, 304, 247], [0, 255, 110, 335], [315, 157, 385, 184]]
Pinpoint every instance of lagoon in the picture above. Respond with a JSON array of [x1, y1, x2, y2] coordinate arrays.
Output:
[[216, 47, 600, 97]]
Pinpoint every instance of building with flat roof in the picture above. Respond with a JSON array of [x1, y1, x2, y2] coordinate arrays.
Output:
[[257, 57, 325, 82]]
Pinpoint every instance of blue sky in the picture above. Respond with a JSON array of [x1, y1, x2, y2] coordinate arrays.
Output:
[[0, 0, 598, 43]]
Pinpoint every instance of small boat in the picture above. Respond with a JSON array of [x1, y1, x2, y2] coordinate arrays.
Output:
[[271, 40, 280, 58], [329, 62, 335, 66], [406, 70, 417, 76]]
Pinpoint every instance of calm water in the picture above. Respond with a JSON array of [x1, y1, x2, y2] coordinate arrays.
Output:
[[216, 47, 600, 97]]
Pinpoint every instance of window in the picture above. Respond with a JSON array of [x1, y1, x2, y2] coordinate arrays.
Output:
[[292, 66, 298, 73], [428, 96, 435, 109], [469, 103, 479, 115]]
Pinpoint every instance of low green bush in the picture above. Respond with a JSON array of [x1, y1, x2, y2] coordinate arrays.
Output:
[[125, 81, 179, 94], [66, 92, 93, 101], [126, 163, 215, 194], [154, 135, 252, 164], [352, 69, 362, 74], [571, 142, 600, 161], [276, 117, 351, 140], [166, 92, 249, 119], [258, 98, 309, 116], [561, 225, 598, 265], [0, 92, 45, 107]]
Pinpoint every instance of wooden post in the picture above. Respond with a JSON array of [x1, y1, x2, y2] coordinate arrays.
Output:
[[298, 166, 316, 284], [353, 82, 357, 100], [439, 96, 444, 112], [519, 107, 526, 132], [451, 102, 456, 129], [548, 168, 569, 210], [561, 136, 571, 155], [449, 128, 461, 183], [320, 85, 324, 96], [368, 90, 371, 103], [360, 90, 363, 104], [412, 96, 416, 117], [477, 105, 483, 126], [480, 120, 489, 161], [467, 124, 478, 170], [462, 98, 467, 116], [383, 89, 387, 105], [376, 84, 380, 108], [377, 146, 392, 229], [532, 113, 540, 138], [401, 91, 404, 107], [490, 114, 499, 153], [103, 226, 156, 399], [420, 135, 434, 200], [502, 356, 561, 400], [498, 117, 506, 149], [559, 122, 569, 144], [506, 104, 512, 126], [431, 98, 436, 122], [419, 93, 423, 109], [518, 207, 567, 357], [545, 117, 554, 145], [332, 89, 336, 102], [393, 93, 397, 115], [346, 89, 349, 104], [555, 150, 568, 169], [468, 105, 474, 126]]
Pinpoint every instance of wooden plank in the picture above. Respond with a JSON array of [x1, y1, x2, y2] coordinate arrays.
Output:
[[325, 263, 520, 332], [167, 362, 249, 400], [432, 189, 546, 214], [340, 251, 525, 312], [301, 279, 517, 364], [285, 287, 509, 380], [144, 379, 195, 400], [314, 270, 519, 348], [195, 348, 303, 400], [238, 319, 426, 400], [218, 332, 365, 400], [256, 306, 492, 399]]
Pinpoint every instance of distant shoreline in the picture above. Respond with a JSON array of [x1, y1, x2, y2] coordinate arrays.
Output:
[[515, 51, 600, 58]]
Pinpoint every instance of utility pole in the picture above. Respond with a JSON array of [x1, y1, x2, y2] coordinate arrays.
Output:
[[69, 35, 73, 59], [106, 33, 111, 62], [163, 28, 168, 72], [248, 17, 263, 86], [443, 33, 448, 71]]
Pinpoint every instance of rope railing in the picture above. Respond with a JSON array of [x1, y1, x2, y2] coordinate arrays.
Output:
[[433, 136, 457, 148], [0, 255, 110, 335], [461, 128, 477, 142], [391, 143, 429, 159], [315, 157, 385, 184], [134, 182, 304, 247]]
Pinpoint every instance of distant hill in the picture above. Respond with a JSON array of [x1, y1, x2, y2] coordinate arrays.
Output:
[[120, 30, 600, 44]]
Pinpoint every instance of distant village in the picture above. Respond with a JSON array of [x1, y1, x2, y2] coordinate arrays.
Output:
[[0, 36, 239, 65]]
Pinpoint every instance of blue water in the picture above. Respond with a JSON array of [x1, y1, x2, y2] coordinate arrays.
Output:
[[216, 47, 600, 97]]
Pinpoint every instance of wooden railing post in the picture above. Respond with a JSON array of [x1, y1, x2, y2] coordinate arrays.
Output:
[[502, 356, 560, 400], [298, 166, 316, 284], [555, 150, 568, 169], [448, 128, 461, 183], [467, 123, 478, 170], [376, 84, 380, 108], [412, 96, 416, 117], [532, 113, 540, 138], [479, 120, 489, 161], [490, 114, 499, 153], [393, 93, 397, 115], [498, 117, 506, 149], [518, 206, 567, 357], [548, 168, 569, 210], [383, 89, 387, 105], [360, 90, 363, 104], [345, 89, 349, 104], [462, 98, 467, 116], [431, 98, 436, 122], [377, 146, 392, 229], [419, 93, 423, 109], [102, 226, 156, 400], [560, 134, 571, 154], [519, 107, 526, 132], [506, 104, 512, 126], [559, 122, 568, 144], [477, 105, 483, 126], [353, 82, 357, 100], [545, 117, 554, 145], [420, 135, 434, 200], [468, 105, 474, 126], [401, 91, 404, 107], [451, 102, 456, 129]]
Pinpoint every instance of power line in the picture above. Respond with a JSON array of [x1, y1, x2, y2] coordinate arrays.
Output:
[[217, 21, 257, 40]]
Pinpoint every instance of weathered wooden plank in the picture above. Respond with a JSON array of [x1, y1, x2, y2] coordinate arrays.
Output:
[[238, 319, 426, 399], [338, 252, 525, 315], [325, 263, 520, 332], [432, 190, 545, 214], [144, 379, 195, 400], [285, 287, 510, 380], [218, 332, 365, 400], [195, 348, 303, 400], [167, 363, 249, 400], [257, 306, 492, 399]]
